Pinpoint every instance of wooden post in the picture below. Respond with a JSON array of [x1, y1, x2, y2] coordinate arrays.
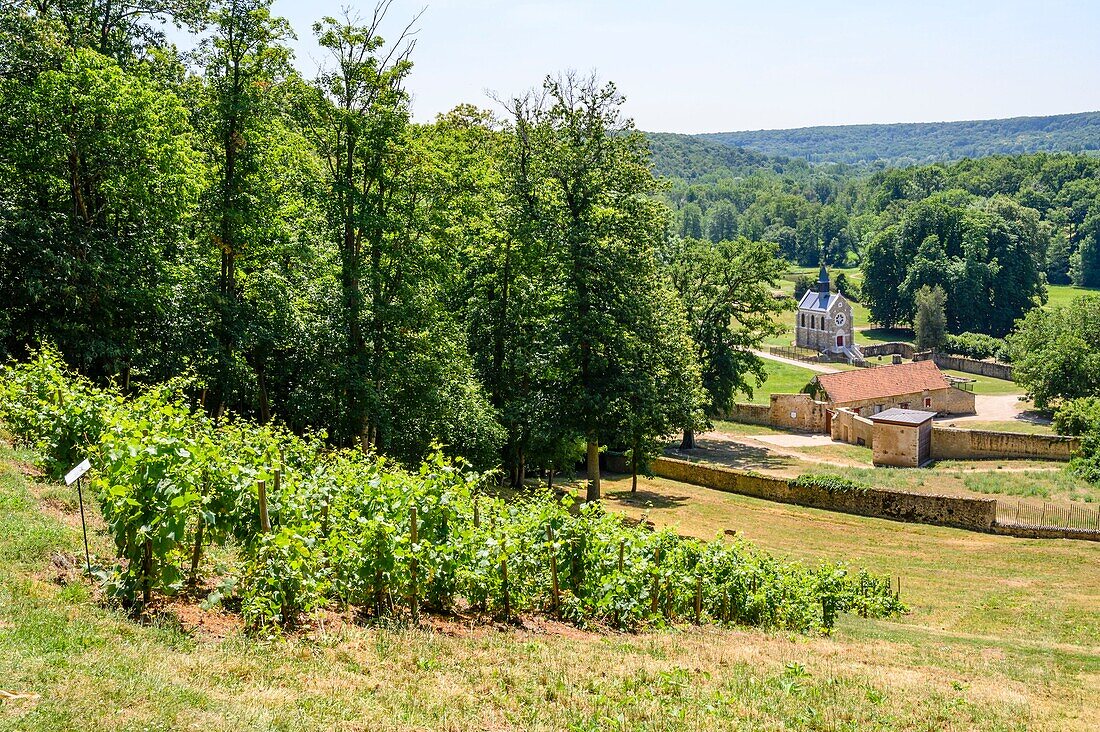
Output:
[[473, 497, 480, 528], [694, 576, 702, 624], [258, 480, 270, 533], [547, 526, 560, 616], [650, 547, 661, 616], [410, 506, 419, 622], [501, 558, 510, 620], [200, 388, 207, 408], [618, 541, 624, 574]]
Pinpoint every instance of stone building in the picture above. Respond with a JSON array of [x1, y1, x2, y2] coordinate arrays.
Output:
[[795, 266, 858, 359], [868, 408, 935, 467], [810, 359, 975, 417]]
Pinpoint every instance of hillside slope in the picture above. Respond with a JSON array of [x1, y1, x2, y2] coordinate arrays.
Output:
[[691, 111, 1100, 165]]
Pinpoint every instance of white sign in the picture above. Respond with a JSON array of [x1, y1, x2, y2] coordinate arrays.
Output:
[[64, 459, 91, 486]]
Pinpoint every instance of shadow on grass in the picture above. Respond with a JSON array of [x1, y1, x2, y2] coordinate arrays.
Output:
[[667, 437, 796, 471], [602, 488, 690, 510], [858, 327, 914, 344]]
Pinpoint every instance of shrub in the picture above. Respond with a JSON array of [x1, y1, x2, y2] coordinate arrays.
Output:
[[943, 332, 1010, 362]]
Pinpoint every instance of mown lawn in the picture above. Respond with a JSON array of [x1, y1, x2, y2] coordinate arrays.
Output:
[[4, 439, 1100, 730], [742, 358, 818, 404], [1045, 283, 1100, 309]]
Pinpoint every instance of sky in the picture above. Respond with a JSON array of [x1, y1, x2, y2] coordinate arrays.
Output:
[[201, 0, 1100, 134]]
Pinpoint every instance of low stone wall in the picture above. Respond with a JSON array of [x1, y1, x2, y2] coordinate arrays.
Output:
[[931, 427, 1080, 462], [911, 352, 1015, 381], [991, 523, 1100, 541], [720, 394, 829, 433], [861, 342, 916, 359], [723, 403, 771, 426], [650, 456, 996, 531]]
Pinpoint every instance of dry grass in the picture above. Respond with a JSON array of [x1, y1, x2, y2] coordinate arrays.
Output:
[[2, 442, 1099, 731]]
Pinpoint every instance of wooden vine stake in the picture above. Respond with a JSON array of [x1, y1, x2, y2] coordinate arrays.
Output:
[[410, 506, 419, 623], [694, 576, 702, 624], [501, 557, 511, 620], [257, 479, 270, 533], [547, 526, 560, 616], [618, 540, 624, 573], [650, 546, 661, 616], [473, 496, 480, 528]]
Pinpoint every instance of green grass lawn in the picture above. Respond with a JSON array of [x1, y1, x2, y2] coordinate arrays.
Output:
[[1045, 283, 1100, 309], [940, 369, 1022, 396], [743, 359, 818, 404]]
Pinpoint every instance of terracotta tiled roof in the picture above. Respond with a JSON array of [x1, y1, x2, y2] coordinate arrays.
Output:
[[814, 360, 949, 405]]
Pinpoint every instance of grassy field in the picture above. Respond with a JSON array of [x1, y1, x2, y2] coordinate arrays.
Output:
[[3, 439, 1100, 731], [1045, 283, 1100, 309], [743, 359, 818, 404]]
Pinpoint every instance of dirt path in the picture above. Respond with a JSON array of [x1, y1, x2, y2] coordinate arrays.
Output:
[[938, 394, 1045, 424], [688, 428, 1061, 475]]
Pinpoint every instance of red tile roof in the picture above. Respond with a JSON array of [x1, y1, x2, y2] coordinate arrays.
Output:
[[814, 360, 949, 405]]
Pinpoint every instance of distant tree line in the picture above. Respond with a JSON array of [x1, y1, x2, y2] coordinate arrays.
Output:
[[655, 149, 1100, 336], [696, 112, 1100, 166]]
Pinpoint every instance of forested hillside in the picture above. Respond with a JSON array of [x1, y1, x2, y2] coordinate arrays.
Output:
[[661, 151, 1100, 334], [694, 111, 1100, 165]]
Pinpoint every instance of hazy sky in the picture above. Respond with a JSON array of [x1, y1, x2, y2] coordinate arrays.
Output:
[[226, 0, 1100, 133]]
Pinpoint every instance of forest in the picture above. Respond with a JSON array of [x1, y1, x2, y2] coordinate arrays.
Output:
[[696, 110, 1100, 165], [656, 144, 1100, 333], [0, 0, 792, 490], [4, 0, 1100, 488]]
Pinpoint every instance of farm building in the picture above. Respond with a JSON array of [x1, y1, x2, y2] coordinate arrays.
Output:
[[810, 359, 975, 417], [868, 408, 935, 467]]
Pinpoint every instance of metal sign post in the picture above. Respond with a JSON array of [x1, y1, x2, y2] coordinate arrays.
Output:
[[64, 459, 92, 573]]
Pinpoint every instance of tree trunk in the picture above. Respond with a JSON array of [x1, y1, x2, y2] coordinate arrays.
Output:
[[256, 365, 271, 424], [547, 462, 554, 491], [631, 450, 639, 494], [586, 438, 600, 501], [680, 428, 696, 450]]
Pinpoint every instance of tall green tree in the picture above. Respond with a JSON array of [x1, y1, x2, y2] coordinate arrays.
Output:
[[913, 285, 947, 351], [661, 236, 789, 447], [194, 0, 298, 420], [504, 73, 701, 500]]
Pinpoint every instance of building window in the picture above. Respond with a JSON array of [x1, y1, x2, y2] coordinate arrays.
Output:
[[924, 397, 932, 408], [900, 402, 910, 409], [800, 313, 805, 327]]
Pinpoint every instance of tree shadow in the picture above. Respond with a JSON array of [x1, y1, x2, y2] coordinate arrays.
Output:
[[603, 488, 690, 510], [666, 437, 795, 471]]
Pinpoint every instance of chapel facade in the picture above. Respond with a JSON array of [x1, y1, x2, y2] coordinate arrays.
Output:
[[795, 266, 856, 357]]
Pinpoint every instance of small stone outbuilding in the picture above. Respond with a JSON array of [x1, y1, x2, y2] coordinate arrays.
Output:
[[868, 408, 935, 467]]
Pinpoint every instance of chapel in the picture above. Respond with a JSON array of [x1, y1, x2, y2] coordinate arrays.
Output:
[[794, 266, 858, 359]]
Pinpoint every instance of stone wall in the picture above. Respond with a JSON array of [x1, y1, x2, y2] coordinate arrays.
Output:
[[931, 427, 1080, 462], [649, 457, 997, 531], [861, 342, 916, 359], [723, 402, 771, 426], [911, 352, 1015, 381], [768, 393, 828, 432], [830, 408, 874, 447]]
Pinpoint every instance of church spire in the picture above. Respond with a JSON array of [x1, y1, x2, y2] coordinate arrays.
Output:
[[816, 262, 830, 294]]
